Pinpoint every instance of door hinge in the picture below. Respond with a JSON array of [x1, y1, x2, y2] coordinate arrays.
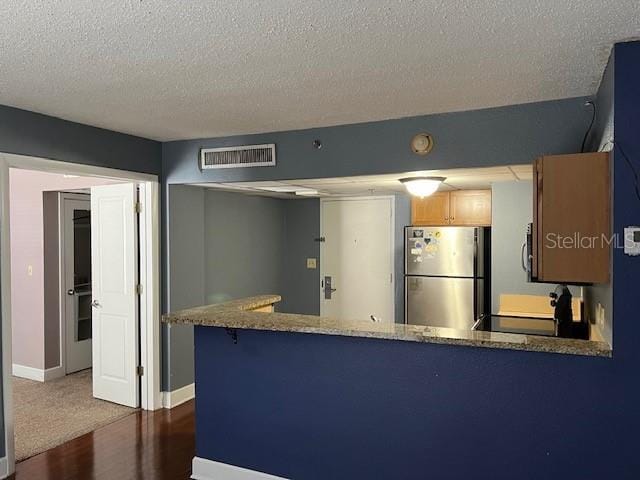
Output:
[[136, 366, 144, 376], [135, 201, 142, 214], [136, 284, 143, 295]]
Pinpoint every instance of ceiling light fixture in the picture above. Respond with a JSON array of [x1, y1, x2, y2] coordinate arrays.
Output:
[[399, 176, 446, 197]]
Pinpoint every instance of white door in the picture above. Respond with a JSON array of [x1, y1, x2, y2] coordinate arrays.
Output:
[[320, 197, 394, 323], [62, 195, 93, 374], [91, 183, 139, 407]]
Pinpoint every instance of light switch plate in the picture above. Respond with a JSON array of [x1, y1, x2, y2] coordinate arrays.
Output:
[[624, 226, 640, 256], [306, 258, 317, 269]]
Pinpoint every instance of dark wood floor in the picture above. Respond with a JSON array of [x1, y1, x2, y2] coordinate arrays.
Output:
[[11, 400, 194, 480]]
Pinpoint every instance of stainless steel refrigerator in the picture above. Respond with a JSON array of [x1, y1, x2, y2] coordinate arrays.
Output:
[[405, 226, 486, 329]]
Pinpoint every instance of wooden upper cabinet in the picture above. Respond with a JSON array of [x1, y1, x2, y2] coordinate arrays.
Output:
[[532, 152, 610, 284], [411, 190, 491, 226], [449, 190, 492, 226], [411, 192, 450, 225]]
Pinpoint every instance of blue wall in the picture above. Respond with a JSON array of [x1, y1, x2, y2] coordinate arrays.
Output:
[[191, 42, 640, 480], [612, 42, 640, 365], [195, 327, 633, 480]]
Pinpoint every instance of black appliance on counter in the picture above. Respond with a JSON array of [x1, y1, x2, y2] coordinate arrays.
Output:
[[550, 285, 589, 340]]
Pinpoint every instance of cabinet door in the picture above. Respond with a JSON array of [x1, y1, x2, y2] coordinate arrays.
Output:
[[411, 192, 450, 225], [449, 190, 492, 226], [537, 152, 610, 283]]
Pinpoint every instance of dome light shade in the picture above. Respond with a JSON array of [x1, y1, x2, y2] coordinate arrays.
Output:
[[399, 177, 446, 197]]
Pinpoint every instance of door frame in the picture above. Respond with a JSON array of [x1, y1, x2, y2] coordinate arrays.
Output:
[[319, 195, 395, 321], [59, 192, 92, 375], [0, 152, 162, 477]]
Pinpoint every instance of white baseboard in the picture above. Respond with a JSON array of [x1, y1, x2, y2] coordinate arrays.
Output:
[[43, 365, 65, 381], [12, 363, 65, 382], [12, 363, 43, 381], [162, 382, 195, 409], [0, 456, 8, 479], [192, 457, 288, 480]]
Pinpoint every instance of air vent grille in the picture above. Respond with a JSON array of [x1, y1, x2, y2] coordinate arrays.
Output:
[[200, 144, 276, 170]]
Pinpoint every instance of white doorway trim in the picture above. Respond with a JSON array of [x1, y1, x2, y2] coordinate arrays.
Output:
[[319, 195, 395, 322], [0, 152, 162, 477]]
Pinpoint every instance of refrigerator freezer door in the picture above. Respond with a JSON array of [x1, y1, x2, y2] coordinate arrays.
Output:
[[406, 276, 478, 328], [405, 227, 479, 277]]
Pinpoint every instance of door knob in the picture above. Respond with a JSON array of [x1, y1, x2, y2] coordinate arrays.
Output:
[[67, 289, 75, 296], [91, 300, 101, 308]]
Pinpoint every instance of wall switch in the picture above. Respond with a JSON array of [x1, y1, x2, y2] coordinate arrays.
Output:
[[624, 227, 640, 256], [306, 258, 317, 269], [27, 265, 33, 276]]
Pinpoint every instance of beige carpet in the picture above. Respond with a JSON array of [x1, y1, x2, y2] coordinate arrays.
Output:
[[13, 369, 136, 461]]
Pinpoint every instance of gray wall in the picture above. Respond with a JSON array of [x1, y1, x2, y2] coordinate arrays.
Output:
[[490, 181, 553, 313], [280, 199, 321, 315], [42, 192, 61, 368], [0, 104, 161, 458], [204, 190, 285, 305], [166, 185, 205, 392], [162, 97, 592, 186], [165, 187, 321, 390], [0, 105, 160, 174]]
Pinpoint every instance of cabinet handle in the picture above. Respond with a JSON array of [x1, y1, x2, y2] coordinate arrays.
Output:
[[444, 216, 449, 221]]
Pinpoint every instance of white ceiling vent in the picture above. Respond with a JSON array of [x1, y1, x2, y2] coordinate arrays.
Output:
[[200, 144, 276, 170]]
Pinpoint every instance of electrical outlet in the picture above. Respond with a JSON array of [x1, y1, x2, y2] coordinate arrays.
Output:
[[306, 258, 317, 269]]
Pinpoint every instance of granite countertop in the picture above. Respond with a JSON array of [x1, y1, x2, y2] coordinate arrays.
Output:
[[162, 295, 612, 358]]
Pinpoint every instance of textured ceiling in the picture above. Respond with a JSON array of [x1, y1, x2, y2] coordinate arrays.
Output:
[[1, 1, 638, 141]]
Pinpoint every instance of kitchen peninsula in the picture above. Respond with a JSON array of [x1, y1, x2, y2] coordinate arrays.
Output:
[[165, 295, 612, 479], [164, 295, 610, 357]]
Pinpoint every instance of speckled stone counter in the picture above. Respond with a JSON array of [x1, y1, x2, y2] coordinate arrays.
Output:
[[162, 295, 612, 358]]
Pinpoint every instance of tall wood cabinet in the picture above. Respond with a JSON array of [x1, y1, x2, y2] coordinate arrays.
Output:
[[411, 190, 492, 226], [532, 152, 610, 284]]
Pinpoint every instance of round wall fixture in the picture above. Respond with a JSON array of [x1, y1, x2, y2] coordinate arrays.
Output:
[[410, 133, 434, 155]]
